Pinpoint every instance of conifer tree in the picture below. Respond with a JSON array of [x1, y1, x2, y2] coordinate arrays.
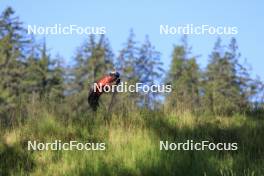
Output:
[[137, 35, 164, 107], [23, 42, 64, 100], [166, 36, 200, 112], [116, 31, 164, 108], [70, 35, 114, 109], [0, 7, 30, 116], [204, 38, 258, 115], [116, 29, 139, 83]]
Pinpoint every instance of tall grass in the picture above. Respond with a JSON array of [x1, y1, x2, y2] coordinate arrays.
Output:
[[0, 100, 264, 176]]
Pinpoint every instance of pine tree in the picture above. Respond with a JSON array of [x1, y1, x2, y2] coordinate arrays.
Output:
[[137, 35, 164, 107], [0, 7, 30, 116], [23, 41, 65, 101], [116, 31, 164, 108], [69, 35, 114, 110], [114, 30, 139, 110], [166, 36, 200, 112], [204, 38, 258, 115], [116, 29, 139, 83]]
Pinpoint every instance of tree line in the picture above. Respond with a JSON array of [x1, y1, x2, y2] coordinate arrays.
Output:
[[0, 7, 263, 124]]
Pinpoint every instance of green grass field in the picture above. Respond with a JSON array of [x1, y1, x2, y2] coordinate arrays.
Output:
[[1, 101, 264, 176]]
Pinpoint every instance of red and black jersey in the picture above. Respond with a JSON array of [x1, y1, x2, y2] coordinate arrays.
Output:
[[88, 71, 120, 111], [93, 75, 119, 96]]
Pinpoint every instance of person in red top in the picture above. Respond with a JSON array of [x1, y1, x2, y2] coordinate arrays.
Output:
[[88, 71, 120, 111]]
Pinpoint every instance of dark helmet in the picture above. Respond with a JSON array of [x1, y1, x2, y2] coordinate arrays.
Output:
[[110, 71, 120, 78]]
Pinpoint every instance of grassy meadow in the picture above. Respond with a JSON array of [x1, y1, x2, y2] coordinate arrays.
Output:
[[1, 100, 264, 176], [1, 5, 264, 176]]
